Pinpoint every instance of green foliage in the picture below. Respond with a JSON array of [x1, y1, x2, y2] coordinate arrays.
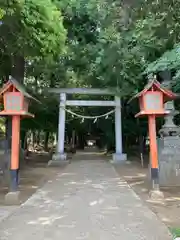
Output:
[[140, 0, 180, 89], [21, 0, 150, 138], [170, 227, 180, 238], [3, 0, 180, 148], [0, 0, 66, 57], [21, 94, 59, 132], [145, 45, 180, 74], [0, 8, 4, 19], [0, 0, 67, 135]]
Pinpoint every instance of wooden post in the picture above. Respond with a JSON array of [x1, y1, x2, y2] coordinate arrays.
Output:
[[148, 114, 159, 189], [10, 115, 20, 192]]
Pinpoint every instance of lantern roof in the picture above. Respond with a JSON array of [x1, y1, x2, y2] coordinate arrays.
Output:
[[129, 78, 178, 103], [0, 76, 39, 102]]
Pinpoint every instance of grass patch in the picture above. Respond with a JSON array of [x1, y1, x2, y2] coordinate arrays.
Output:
[[170, 228, 180, 239]]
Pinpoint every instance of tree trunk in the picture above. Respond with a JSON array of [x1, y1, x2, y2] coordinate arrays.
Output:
[[32, 131, 35, 149], [11, 55, 25, 83], [35, 130, 40, 146], [44, 131, 49, 151], [21, 130, 26, 149], [53, 133, 57, 146]]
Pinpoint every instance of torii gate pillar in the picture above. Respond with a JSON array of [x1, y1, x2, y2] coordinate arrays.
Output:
[[48, 93, 68, 166], [57, 93, 67, 158], [112, 96, 127, 162]]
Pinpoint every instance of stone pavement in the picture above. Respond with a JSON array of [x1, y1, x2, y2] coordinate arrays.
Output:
[[0, 159, 172, 239], [0, 206, 17, 222]]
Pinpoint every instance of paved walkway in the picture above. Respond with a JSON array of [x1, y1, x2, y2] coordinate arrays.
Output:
[[0, 158, 171, 239], [0, 206, 16, 222]]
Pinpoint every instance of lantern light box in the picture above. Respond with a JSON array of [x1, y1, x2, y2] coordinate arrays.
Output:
[[0, 77, 38, 117], [138, 91, 164, 116], [144, 91, 163, 111], [129, 78, 177, 118], [4, 92, 29, 112]]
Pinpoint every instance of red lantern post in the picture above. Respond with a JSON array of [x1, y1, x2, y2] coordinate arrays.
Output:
[[0, 77, 37, 203], [130, 77, 177, 197]]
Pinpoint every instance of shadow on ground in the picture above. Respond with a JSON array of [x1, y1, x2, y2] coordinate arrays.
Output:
[[114, 156, 180, 229], [0, 152, 63, 205]]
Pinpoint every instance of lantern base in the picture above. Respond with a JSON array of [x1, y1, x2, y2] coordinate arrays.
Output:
[[149, 189, 164, 200], [5, 191, 20, 205], [135, 110, 170, 118], [48, 153, 69, 167], [158, 136, 180, 187], [111, 153, 127, 163], [0, 110, 34, 118]]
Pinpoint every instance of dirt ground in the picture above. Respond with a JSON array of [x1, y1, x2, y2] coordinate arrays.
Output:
[[0, 152, 64, 205], [114, 156, 180, 231], [0, 151, 179, 232]]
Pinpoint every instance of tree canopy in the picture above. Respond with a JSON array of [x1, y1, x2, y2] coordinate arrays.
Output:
[[0, 0, 66, 81], [0, 0, 180, 150]]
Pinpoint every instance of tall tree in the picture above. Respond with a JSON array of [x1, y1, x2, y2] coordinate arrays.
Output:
[[0, 0, 66, 81], [0, 0, 67, 149]]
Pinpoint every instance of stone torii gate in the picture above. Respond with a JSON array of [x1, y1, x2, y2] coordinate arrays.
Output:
[[48, 88, 127, 165]]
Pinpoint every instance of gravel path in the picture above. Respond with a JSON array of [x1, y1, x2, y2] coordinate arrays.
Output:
[[0, 159, 172, 240]]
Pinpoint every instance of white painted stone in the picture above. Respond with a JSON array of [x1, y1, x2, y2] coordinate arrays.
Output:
[[149, 190, 164, 200], [48, 153, 69, 166], [5, 191, 20, 205], [112, 153, 127, 163]]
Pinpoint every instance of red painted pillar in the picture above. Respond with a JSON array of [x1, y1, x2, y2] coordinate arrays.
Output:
[[10, 115, 20, 191], [148, 114, 159, 188]]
